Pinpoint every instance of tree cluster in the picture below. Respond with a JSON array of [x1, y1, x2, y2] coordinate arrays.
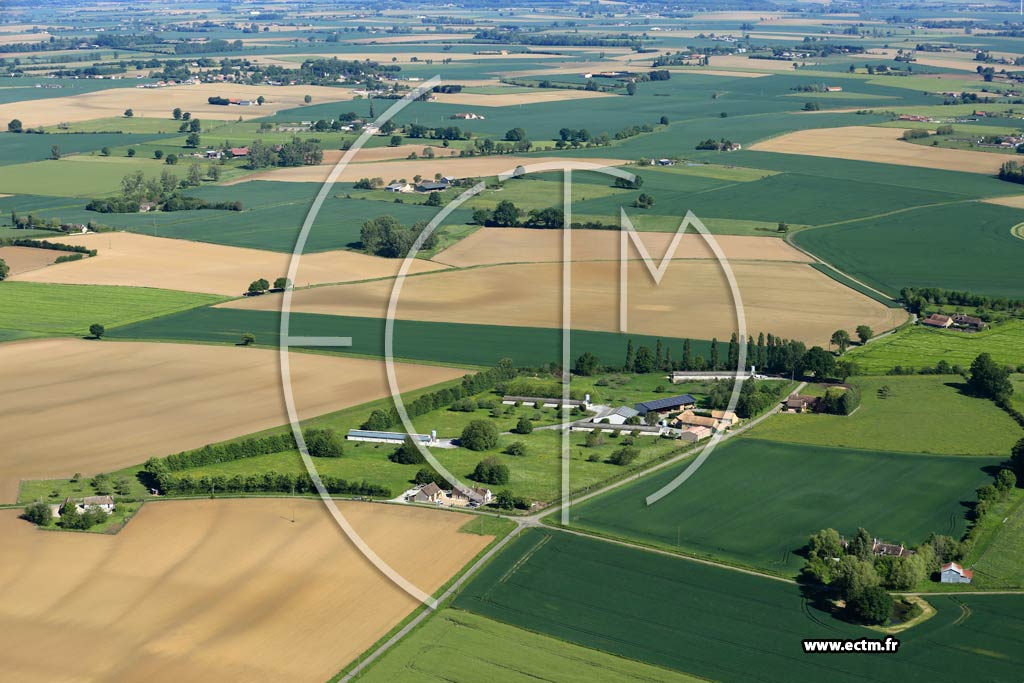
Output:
[[360, 215, 436, 258]]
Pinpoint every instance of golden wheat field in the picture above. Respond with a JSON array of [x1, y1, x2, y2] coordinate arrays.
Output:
[[0, 339, 463, 502], [0, 499, 491, 682]]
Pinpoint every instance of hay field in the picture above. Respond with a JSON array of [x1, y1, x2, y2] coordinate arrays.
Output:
[[229, 155, 629, 185], [750, 126, 1006, 174], [225, 260, 906, 348], [707, 54, 816, 71], [0, 83, 357, 128], [0, 246, 58, 276], [0, 31, 52, 45], [321, 144, 455, 164], [0, 499, 491, 683], [0, 339, 462, 502], [433, 228, 811, 267], [430, 89, 613, 107], [10, 232, 445, 295]]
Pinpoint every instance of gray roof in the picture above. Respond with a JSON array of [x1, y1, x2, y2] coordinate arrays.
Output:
[[610, 406, 639, 419], [347, 429, 430, 442]]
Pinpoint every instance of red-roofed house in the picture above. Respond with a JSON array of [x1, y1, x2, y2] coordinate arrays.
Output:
[[230, 147, 249, 158], [921, 314, 953, 329], [940, 562, 973, 584]]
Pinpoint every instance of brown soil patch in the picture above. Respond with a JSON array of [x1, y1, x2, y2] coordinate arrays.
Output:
[[0, 499, 490, 682], [321, 144, 457, 165], [707, 55, 815, 72], [0, 83, 357, 128], [750, 125, 1006, 174], [0, 339, 463, 502], [433, 228, 811, 267], [983, 195, 1024, 209], [0, 246, 59, 275], [228, 155, 629, 185], [0, 31, 52, 45], [430, 89, 614, 107], [9, 233, 445, 296], [224, 260, 906, 351]]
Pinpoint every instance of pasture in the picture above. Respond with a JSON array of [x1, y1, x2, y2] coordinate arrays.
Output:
[[0, 155, 174, 197], [749, 375, 1021, 456], [454, 529, 1024, 683], [11, 232, 445, 296], [568, 438, 998, 575], [846, 319, 1024, 373], [359, 609, 705, 683], [0, 338, 462, 502], [109, 306, 717, 368], [793, 201, 1024, 299], [0, 499, 492, 683], [224, 259, 908, 347], [0, 281, 223, 335], [969, 490, 1024, 589]]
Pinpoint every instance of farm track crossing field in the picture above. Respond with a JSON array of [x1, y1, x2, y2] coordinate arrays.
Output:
[[750, 126, 1007, 174], [109, 306, 717, 368], [748, 375, 1021, 456], [223, 260, 908, 347], [358, 609, 706, 683], [0, 499, 492, 683], [846, 319, 1024, 373], [793, 201, 1024, 299], [10, 232, 446, 296], [454, 529, 1024, 683], [0, 338, 463, 502], [568, 438, 998, 575], [433, 228, 811, 267], [0, 281, 224, 335]]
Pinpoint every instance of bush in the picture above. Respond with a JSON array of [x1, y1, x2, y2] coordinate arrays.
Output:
[[471, 456, 510, 485], [460, 419, 499, 451], [513, 416, 534, 434], [22, 501, 52, 525], [505, 441, 528, 456], [303, 428, 344, 457], [450, 397, 478, 412], [390, 436, 426, 464], [608, 446, 639, 466]]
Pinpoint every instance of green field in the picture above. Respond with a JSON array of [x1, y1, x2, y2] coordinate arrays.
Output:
[[358, 609, 707, 683], [0, 131, 166, 165], [109, 306, 715, 368], [567, 438, 998, 575], [793, 201, 1024, 299], [0, 282, 225, 335], [847, 319, 1024, 374], [0, 155, 178, 197], [454, 529, 1024, 683], [749, 375, 1021, 456], [967, 489, 1024, 589]]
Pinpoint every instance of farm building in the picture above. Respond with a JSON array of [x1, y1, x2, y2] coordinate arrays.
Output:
[[502, 395, 591, 409], [346, 429, 435, 445], [671, 370, 757, 382], [635, 394, 696, 416], [571, 422, 664, 436], [597, 406, 639, 425], [921, 314, 953, 329], [673, 412, 730, 431], [679, 425, 713, 442], [56, 495, 115, 518], [416, 181, 447, 193], [385, 182, 413, 193], [940, 562, 973, 584], [952, 313, 986, 330], [229, 147, 249, 158], [783, 394, 820, 413], [450, 486, 493, 507]]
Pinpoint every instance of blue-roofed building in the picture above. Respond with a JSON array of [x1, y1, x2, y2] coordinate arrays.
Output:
[[346, 429, 434, 445], [634, 394, 697, 416]]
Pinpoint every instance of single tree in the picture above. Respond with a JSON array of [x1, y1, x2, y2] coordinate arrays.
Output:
[[471, 456, 509, 485], [273, 277, 291, 290], [126, 147, 136, 157], [186, 163, 202, 186], [968, 352, 1013, 401], [461, 419, 499, 451], [626, 82, 637, 96], [185, 132, 201, 148], [164, 153, 178, 165], [424, 191, 441, 207], [154, 149, 164, 160], [22, 501, 52, 525], [505, 441, 527, 456], [7, 118, 22, 133], [830, 329, 851, 354], [124, 108, 134, 118], [846, 585, 893, 625], [855, 325, 873, 344], [240, 332, 256, 346], [50, 144, 61, 160], [172, 107, 182, 120], [514, 416, 534, 435], [0, 258, 8, 282], [304, 94, 312, 104], [89, 323, 105, 339], [100, 146, 111, 156]]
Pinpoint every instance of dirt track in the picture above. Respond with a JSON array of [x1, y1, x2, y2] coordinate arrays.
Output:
[[0, 499, 490, 682], [0, 339, 463, 502]]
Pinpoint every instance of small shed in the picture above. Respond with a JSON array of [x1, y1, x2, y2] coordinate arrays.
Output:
[[940, 562, 973, 584]]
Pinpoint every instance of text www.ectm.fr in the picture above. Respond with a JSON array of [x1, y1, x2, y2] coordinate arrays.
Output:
[[802, 637, 900, 654]]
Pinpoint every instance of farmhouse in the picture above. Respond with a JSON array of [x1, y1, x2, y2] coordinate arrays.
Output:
[[449, 486, 493, 506], [411, 482, 445, 505], [385, 182, 413, 193], [783, 394, 820, 413], [451, 112, 485, 120], [502, 395, 590, 409], [940, 562, 973, 584], [635, 394, 696, 416], [346, 429, 435, 445], [952, 313, 986, 330], [921, 313, 953, 329], [673, 412, 730, 431], [229, 147, 249, 158], [56, 495, 115, 517], [825, 85, 844, 92]]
